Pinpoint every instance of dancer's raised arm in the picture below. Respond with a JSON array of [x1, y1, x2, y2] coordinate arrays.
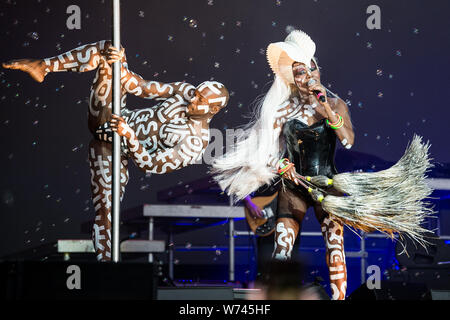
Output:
[[105, 46, 195, 102]]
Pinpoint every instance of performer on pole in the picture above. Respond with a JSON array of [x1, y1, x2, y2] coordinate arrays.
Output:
[[3, 41, 229, 261], [212, 30, 433, 300]]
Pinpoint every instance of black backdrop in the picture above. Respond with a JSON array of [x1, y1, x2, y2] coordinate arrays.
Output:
[[0, 0, 449, 258]]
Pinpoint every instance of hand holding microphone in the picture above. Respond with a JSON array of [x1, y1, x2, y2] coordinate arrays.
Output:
[[307, 78, 326, 103]]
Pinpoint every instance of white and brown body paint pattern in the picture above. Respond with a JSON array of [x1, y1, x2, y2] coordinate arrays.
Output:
[[321, 217, 347, 300], [41, 40, 195, 134], [268, 96, 353, 168], [267, 97, 349, 299], [271, 188, 347, 300], [267, 97, 323, 167], [20, 41, 223, 260], [107, 81, 228, 174], [273, 220, 298, 261], [272, 217, 347, 300], [88, 139, 129, 261]]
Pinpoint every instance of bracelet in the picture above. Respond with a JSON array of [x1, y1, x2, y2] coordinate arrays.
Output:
[[326, 113, 341, 126], [278, 163, 294, 176], [277, 158, 290, 170], [330, 118, 344, 129], [326, 115, 344, 130], [279, 163, 294, 175]]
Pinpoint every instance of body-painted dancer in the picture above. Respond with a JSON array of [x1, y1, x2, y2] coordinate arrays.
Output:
[[3, 41, 229, 261]]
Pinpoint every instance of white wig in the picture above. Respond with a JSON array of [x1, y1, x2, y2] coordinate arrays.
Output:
[[211, 75, 292, 200], [212, 29, 342, 200]]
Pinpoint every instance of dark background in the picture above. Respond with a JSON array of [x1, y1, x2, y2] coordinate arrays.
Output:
[[0, 0, 449, 294]]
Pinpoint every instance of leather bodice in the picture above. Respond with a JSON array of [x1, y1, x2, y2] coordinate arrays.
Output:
[[282, 118, 338, 178]]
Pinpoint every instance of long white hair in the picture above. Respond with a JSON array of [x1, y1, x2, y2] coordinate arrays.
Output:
[[211, 61, 341, 201], [211, 75, 292, 200]]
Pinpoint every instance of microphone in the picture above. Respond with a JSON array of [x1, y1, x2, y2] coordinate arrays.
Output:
[[307, 79, 326, 103]]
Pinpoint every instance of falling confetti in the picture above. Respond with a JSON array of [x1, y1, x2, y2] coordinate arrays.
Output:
[[27, 32, 39, 40], [189, 19, 198, 28]]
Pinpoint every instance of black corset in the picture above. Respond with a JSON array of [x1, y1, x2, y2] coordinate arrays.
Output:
[[282, 118, 338, 179]]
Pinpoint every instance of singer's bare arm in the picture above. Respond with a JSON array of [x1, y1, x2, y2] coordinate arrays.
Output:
[[327, 97, 354, 149]]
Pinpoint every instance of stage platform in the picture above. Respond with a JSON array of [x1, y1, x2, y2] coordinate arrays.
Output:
[[0, 259, 263, 300]]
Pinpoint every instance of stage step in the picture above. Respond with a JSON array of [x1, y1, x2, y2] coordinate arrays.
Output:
[[57, 239, 95, 253], [57, 239, 165, 260], [120, 240, 165, 253]]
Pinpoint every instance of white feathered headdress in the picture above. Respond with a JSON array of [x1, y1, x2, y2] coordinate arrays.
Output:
[[267, 30, 317, 84], [212, 30, 319, 200]]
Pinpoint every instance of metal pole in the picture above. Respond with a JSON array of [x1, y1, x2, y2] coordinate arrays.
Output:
[[168, 229, 174, 279], [360, 232, 366, 284], [111, 0, 121, 263], [229, 218, 235, 282], [148, 217, 154, 263], [228, 196, 235, 282]]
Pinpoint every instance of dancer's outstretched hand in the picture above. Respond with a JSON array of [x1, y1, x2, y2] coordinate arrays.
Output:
[[110, 114, 133, 139], [105, 46, 125, 65]]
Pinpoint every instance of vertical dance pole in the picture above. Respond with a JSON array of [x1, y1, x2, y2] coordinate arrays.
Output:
[[111, 0, 121, 263]]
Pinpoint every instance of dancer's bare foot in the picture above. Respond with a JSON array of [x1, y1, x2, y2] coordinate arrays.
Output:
[[2, 59, 47, 83]]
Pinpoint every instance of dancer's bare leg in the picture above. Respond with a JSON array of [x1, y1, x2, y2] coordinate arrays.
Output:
[[2, 40, 116, 82], [81, 42, 129, 261], [2, 58, 47, 82], [89, 139, 129, 261], [314, 205, 347, 300], [2, 40, 126, 132]]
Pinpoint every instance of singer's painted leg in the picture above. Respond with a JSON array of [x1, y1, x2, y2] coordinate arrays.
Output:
[[315, 205, 347, 300], [272, 188, 307, 261]]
